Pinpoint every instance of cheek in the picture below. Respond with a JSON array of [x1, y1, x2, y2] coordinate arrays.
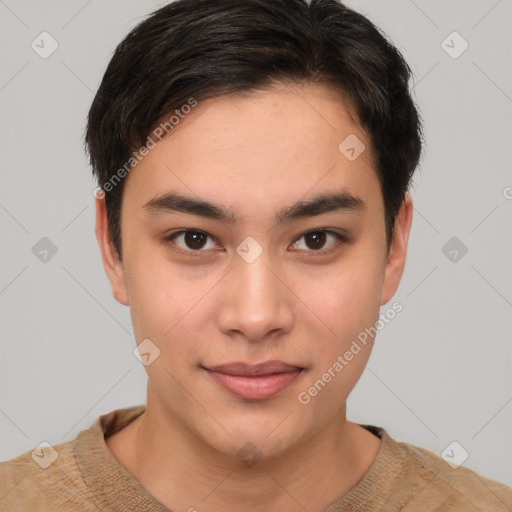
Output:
[[337, 268, 382, 340], [295, 259, 381, 412], [294, 251, 383, 355], [125, 251, 219, 370], [124, 252, 187, 345]]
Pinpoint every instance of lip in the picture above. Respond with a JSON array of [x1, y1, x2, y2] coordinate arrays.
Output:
[[202, 360, 305, 400]]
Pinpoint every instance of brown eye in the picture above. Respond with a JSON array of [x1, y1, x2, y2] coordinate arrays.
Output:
[[292, 230, 346, 256], [166, 230, 217, 256], [182, 231, 208, 250], [304, 231, 327, 250]]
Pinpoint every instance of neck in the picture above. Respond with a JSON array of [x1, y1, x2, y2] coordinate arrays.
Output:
[[124, 395, 381, 512]]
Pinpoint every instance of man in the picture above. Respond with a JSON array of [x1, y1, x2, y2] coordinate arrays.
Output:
[[1, 0, 511, 510]]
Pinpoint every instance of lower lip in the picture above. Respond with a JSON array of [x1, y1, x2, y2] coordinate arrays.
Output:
[[204, 368, 303, 400]]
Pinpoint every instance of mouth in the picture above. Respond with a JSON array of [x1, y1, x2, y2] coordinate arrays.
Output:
[[201, 360, 306, 400]]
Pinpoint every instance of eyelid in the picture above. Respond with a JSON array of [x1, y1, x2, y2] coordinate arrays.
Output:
[[291, 229, 347, 257], [165, 229, 220, 257], [165, 228, 347, 257]]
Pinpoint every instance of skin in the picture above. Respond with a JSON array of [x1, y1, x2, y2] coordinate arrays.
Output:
[[96, 82, 413, 511]]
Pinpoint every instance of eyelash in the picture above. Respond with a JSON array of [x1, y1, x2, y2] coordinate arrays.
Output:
[[164, 229, 347, 259]]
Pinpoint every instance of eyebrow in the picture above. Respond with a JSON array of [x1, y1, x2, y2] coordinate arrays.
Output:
[[143, 190, 365, 225]]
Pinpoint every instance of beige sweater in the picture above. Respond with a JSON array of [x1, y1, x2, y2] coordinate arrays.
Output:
[[1, 405, 511, 511]]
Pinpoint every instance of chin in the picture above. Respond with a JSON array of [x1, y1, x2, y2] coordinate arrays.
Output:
[[203, 416, 305, 464]]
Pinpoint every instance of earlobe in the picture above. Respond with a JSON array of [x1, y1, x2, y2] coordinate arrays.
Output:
[[94, 196, 130, 306], [379, 192, 413, 306]]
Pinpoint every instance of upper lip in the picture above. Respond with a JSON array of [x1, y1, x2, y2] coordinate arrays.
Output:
[[204, 360, 304, 376]]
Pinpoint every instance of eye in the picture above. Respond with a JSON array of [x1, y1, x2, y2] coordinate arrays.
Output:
[[165, 230, 219, 257], [164, 228, 346, 258], [291, 230, 346, 256]]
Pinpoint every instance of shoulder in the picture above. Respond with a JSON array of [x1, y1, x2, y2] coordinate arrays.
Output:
[[0, 406, 145, 512], [393, 436, 512, 511], [0, 437, 97, 511]]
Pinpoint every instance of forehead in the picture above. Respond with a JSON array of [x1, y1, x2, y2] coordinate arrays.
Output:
[[160, 82, 367, 161], [123, 82, 382, 221]]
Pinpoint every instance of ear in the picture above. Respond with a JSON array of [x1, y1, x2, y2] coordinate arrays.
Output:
[[380, 192, 413, 306], [95, 195, 130, 306]]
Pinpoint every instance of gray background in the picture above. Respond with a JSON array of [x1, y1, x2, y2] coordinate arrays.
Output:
[[0, 0, 511, 490]]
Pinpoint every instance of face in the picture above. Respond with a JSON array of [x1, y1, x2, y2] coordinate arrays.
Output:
[[96, 82, 412, 461]]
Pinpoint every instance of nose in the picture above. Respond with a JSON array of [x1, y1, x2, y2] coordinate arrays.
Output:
[[217, 248, 294, 343]]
